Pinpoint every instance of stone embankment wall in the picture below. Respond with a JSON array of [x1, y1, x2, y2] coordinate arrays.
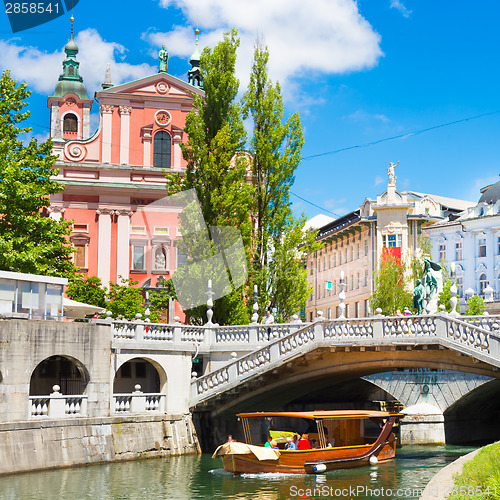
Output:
[[0, 413, 200, 476]]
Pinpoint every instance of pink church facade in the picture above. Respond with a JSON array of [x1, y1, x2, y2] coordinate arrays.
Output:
[[47, 25, 204, 321]]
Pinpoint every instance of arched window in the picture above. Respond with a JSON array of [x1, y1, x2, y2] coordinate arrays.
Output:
[[153, 131, 171, 168], [63, 113, 78, 133], [479, 273, 488, 294]]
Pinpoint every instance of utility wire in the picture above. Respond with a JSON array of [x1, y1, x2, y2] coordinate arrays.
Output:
[[302, 110, 500, 161], [290, 191, 342, 217]]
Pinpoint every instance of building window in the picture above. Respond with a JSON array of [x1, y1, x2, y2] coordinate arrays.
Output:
[[153, 131, 172, 168], [364, 269, 368, 287], [357, 272, 360, 289], [74, 245, 86, 268], [383, 234, 402, 248], [350, 246, 354, 261], [457, 276, 463, 297], [333, 253, 336, 267], [365, 299, 370, 317], [345, 248, 348, 262], [364, 240, 368, 256], [133, 246, 145, 270], [177, 246, 187, 268], [498, 237, 500, 255], [356, 243, 360, 259], [439, 244, 446, 262], [455, 241, 462, 261], [328, 255, 331, 269], [479, 273, 488, 294], [310, 261, 314, 275], [339, 252, 342, 265], [478, 238, 486, 258], [350, 275, 354, 290], [63, 113, 78, 133]]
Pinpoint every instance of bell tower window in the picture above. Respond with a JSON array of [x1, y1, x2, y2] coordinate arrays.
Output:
[[153, 131, 171, 168], [63, 113, 78, 133]]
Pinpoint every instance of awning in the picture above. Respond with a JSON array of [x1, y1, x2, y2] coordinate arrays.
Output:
[[63, 298, 105, 318]]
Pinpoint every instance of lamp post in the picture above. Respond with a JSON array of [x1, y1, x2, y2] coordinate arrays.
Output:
[[142, 275, 171, 323]]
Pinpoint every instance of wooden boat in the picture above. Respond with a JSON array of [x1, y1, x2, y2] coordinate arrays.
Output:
[[212, 410, 403, 474]]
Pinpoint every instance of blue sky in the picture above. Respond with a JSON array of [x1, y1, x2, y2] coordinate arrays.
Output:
[[1, 0, 499, 220]]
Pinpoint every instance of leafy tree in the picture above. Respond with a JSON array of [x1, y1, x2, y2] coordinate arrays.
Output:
[[438, 280, 460, 314], [166, 29, 254, 325], [411, 235, 432, 284], [371, 251, 412, 315], [465, 295, 485, 316], [106, 277, 145, 320], [242, 44, 320, 321], [66, 275, 106, 308], [0, 70, 75, 276]]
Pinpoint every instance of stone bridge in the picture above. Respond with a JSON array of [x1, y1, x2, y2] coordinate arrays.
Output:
[[190, 314, 500, 416]]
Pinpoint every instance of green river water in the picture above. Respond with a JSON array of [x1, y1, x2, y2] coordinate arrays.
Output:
[[0, 445, 477, 500]]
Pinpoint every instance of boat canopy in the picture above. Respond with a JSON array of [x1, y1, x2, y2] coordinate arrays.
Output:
[[236, 410, 404, 420]]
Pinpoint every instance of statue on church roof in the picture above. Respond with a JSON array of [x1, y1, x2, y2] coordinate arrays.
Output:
[[388, 161, 399, 185], [159, 45, 169, 73]]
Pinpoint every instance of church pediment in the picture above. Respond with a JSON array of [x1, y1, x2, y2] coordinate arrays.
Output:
[[96, 73, 204, 100]]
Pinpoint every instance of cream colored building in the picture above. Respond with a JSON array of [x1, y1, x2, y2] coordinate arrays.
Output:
[[306, 171, 474, 321]]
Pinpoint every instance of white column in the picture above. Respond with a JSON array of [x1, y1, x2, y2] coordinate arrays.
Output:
[[143, 131, 152, 167], [116, 210, 132, 282], [48, 206, 65, 222], [82, 103, 91, 139], [101, 105, 113, 163], [463, 232, 475, 293], [50, 103, 61, 140], [119, 105, 132, 165], [97, 208, 114, 288], [171, 127, 183, 170], [487, 230, 495, 287]]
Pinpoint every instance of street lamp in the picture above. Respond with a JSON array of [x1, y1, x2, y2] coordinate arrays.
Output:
[[142, 275, 171, 323]]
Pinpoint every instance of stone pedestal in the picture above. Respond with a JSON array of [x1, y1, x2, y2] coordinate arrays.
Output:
[[399, 403, 445, 445]]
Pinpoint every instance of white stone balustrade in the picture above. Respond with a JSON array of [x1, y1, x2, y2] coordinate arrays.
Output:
[[30, 385, 88, 418], [190, 314, 500, 406], [113, 387, 166, 414]]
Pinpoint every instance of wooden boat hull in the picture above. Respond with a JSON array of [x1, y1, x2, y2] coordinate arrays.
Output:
[[221, 440, 397, 475]]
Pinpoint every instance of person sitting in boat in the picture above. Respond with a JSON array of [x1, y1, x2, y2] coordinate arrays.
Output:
[[296, 433, 311, 450], [270, 439, 279, 450], [284, 436, 296, 450], [264, 436, 273, 448], [227, 435, 235, 443]]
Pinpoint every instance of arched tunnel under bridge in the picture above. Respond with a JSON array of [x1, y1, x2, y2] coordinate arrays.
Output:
[[192, 352, 500, 452]]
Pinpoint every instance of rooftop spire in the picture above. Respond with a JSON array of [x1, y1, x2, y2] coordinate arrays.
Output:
[[188, 25, 203, 89], [102, 62, 113, 89], [50, 16, 89, 100]]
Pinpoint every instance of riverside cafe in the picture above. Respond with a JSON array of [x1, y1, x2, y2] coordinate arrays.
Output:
[[0, 270, 66, 320]]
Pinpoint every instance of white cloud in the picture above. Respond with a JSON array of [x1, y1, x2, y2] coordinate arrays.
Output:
[[347, 109, 390, 123], [148, 0, 383, 90], [0, 29, 155, 96], [374, 175, 384, 186], [390, 0, 412, 18]]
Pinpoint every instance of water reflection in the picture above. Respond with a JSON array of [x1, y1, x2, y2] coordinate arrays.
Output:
[[0, 445, 476, 500]]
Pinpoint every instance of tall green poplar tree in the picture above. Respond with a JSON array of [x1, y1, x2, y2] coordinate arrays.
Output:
[[242, 45, 319, 321], [0, 70, 75, 276], [166, 30, 254, 325]]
